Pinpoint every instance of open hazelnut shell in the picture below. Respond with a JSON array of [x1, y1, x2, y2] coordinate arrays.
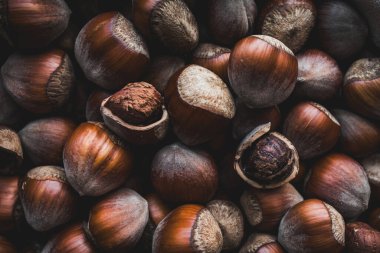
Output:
[[234, 123, 299, 189], [101, 97, 169, 145]]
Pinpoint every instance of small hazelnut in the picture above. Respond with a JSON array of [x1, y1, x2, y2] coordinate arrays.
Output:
[[0, 176, 19, 233], [240, 233, 285, 253], [361, 153, 380, 202], [345, 222, 380, 253]]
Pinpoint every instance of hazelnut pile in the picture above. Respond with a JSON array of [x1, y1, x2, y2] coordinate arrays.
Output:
[[0, 0, 380, 252]]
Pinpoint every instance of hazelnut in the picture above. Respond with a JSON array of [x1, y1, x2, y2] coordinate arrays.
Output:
[[304, 153, 371, 219], [345, 222, 380, 253], [240, 183, 303, 232], [234, 123, 299, 189], [151, 143, 219, 203], [0, 78, 24, 128], [20, 166, 79, 231], [152, 204, 223, 253], [361, 153, 380, 202], [317, 1, 368, 60], [240, 233, 285, 253], [228, 35, 298, 108], [344, 58, 380, 120], [0, 176, 19, 232], [1, 49, 75, 114], [101, 82, 169, 145], [19, 117, 77, 166], [84, 188, 148, 252], [0, 126, 23, 176], [165, 64, 235, 146], [75, 12, 150, 91], [294, 49, 342, 101], [206, 200, 245, 250], [282, 101, 340, 159], [63, 122, 134, 196], [278, 199, 345, 253], [259, 0, 316, 52]]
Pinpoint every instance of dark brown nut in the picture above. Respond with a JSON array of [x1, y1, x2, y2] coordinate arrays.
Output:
[[0, 235, 17, 253], [0, 78, 24, 128], [75, 12, 150, 91], [84, 188, 148, 253], [85, 89, 112, 122], [294, 49, 342, 101], [63, 122, 134, 196], [304, 153, 371, 219], [152, 204, 223, 253], [282, 101, 340, 159], [191, 43, 231, 83], [353, 0, 380, 49], [233, 100, 281, 140], [144, 56, 185, 94], [20, 166, 79, 231], [0, 176, 18, 232], [278, 199, 345, 253], [240, 183, 303, 232], [151, 143, 219, 203], [101, 82, 169, 145], [165, 64, 235, 146], [228, 35, 298, 108], [333, 109, 380, 158], [259, 0, 316, 52], [317, 1, 368, 60], [0, 0, 71, 49], [207, 0, 257, 46], [234, 123, 299, 189], [19, 117, 77, 166], [206, 200, 244, 251], [42, 222, 97, 253], [0, 126, 23, 175], [1, 49, 75, 114], [344, 58, 380, 120], [369, 208, 380, 231], [132, 0, 199, 54], [240, 233, 285, 253], [345, 222, 380, 253], [361, 153, 380, 201]]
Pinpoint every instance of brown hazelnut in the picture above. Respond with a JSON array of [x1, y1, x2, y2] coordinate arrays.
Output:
[[207, 0, 257, 46], [240, 183, 303, 232], [240, 233, 285, 253], [75, 12, 150, 91], [0, 0, 71, 49], [101, 82, 169, 145], [42, 222, 97, 253], [259, 0, 316, 52], [361, 153, 380, 201], [0, 78, 24, 128], [206, 200, 244, 251], [151, 143, 219, 203], [0, 126, 23, 176], [304, 153, 371, 219], [345, 222, 380, 253], [1, 49, 75, 114], [0, 176, 19, 232], [317, 1, 368, 60], [63, 122, 134, 196], [19, 117, 77, 166], [282, 101, 340, 159], [333, 109, 380, 158], [344, 58, 380, 120], [20, 166, 79, 231], [143, 55, 185, 94], [152, 204, 223, 253], [165, 64, 235, 146], [132, 0, 199, 53], [233, 100, 281, 140], [228, 35, 298, 108], [294, 49, 342, 101], [85, 188, 148, 252], [234, 123, 299, 189], [278, 199, 345, 253], [85, 89, 112, 122], [191, 43, 231, 82]]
